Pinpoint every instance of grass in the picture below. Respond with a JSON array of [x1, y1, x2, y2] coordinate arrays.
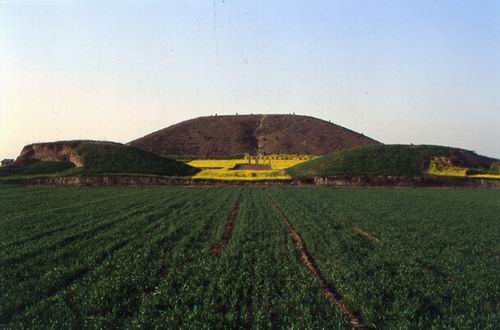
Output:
[[0, 161, 75, 177], [288, 144, 497, 179], [0, 187, 498, 328]]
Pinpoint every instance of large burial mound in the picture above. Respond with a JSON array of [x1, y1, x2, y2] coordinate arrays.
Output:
[[130, 114, 380, 158], [4, 140, 198, 177], [288, 144, 499, 178]]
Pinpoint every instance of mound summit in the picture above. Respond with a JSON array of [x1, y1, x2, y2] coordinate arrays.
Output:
[[130, 114, 380, 158]]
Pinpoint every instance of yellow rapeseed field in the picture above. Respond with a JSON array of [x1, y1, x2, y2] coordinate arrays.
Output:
[[428, 160, 468, 177], [468, 173, 500, 180], [188, 155, 314, 181], [428, 159, 500, 180]]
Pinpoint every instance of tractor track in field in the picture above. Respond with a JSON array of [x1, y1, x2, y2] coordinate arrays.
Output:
[[210, 198, 241, 256], [266, 192, 367, 329], [352, 225, 381, 244]]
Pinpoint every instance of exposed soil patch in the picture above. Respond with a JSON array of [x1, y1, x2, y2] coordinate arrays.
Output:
[[13, 176, 292, 187], [210, 198, 241, 256], [15, 141, 88, 167], [11, 174, 500, 188], [233, 164, 272, 170], [313, 175, 500, 187], [267, 193, 366, 329], [352, 225, 381, 244]]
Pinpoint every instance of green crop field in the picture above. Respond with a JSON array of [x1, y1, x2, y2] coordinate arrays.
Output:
[[1, 186, 499, 329]]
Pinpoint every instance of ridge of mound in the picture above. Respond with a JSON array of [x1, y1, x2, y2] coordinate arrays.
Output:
[[9, 141, 198, 177], [129, 114, 380, 158], [287, 144, 498, 178]]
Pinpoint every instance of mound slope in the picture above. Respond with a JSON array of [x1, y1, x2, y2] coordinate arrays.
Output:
[[10, 141, 198, 176], [288, 144, 498, 178], [129, 114, 380, 158]]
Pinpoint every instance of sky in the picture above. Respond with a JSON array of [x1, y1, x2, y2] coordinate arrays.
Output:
[[1, 0, 499, 159]]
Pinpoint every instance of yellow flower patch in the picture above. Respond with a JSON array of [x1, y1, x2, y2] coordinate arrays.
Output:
[[188, 155, 314, 181]]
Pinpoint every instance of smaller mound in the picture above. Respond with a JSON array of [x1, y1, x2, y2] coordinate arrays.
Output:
[[12, 141, 198, 177], [287, 144, 496, 178], [76, 143, 198, 176]]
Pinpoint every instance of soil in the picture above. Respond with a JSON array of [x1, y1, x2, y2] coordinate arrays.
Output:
[[232, 164, 272, 170], [14, 140, 121, 167], [312, 175, 500, 188], [12, 175, 500, 188], [129, 114, 380, 158], [16, 142, 85, 166], [210, 198, 241, 256]]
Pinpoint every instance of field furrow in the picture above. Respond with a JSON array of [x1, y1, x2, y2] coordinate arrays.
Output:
[[267, 191, 366, 329], [211, 196, 241, 256]]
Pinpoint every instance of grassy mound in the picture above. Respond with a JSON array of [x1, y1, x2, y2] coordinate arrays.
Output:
[[3, 141, 199, 178], [76, 143, 198, 176], [0, 161, 75, 177], [287, 144, 496, 178]]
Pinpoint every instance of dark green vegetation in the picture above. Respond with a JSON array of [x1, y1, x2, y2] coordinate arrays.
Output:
[[0, 161, 75, 177], [288, 144, 496, 178], [75, 142, 198, 176], [1, 186, 498, 328]]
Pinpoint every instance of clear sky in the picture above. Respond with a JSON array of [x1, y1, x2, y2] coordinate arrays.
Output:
[[1, 0, 499, 159]]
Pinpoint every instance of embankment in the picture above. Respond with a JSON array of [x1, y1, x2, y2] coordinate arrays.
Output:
[[6, 175, 500, 188], [312, 175, 500, 188]]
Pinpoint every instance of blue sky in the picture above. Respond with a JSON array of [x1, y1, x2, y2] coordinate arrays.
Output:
[[1, 0, 499, 158]]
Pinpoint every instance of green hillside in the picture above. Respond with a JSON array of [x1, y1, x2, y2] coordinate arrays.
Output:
[[0, 161, 75, 177], [1, 142, 199, 178], [287, 144, 496, 178], [76, 143, 198, 176]]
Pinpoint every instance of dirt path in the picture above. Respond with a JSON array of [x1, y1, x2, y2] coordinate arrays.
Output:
[[267, 192, 367, 329], [210, 198, 241, 256], [253, 114, 268, 154], [352, 225, 381, 244]]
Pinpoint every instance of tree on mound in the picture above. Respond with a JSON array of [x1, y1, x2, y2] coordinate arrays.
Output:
[[287, 144, 497, 178]]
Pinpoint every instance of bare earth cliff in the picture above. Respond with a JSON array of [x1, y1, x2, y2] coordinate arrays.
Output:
[[15, 141, 120, 166]]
